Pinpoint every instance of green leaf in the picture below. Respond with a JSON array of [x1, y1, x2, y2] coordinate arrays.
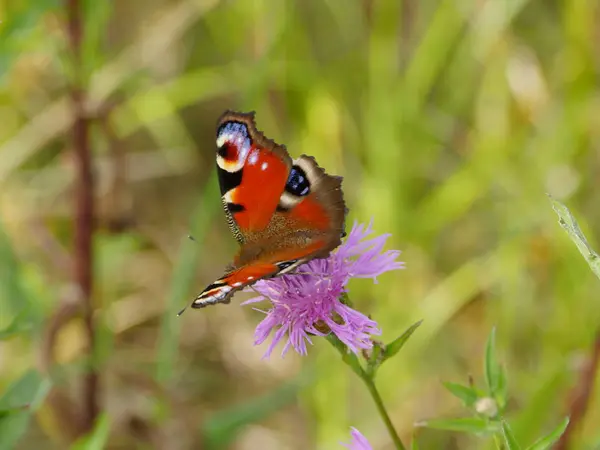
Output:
[[525, 417, 569, 450], [443, 382, 479, 408], [410, 436, 420, 450], [381, 320, 423, 363], [71, 414, 110, 450], [202, 379, 302, 449], [549, 195, 600, 281], [415, 417, 499, 433], [0, 370, 51, 450], [0, 219, 30, 317], [0, 411, 29, 450], [496, 366, 508, 409], [484, 327, 506, 400], [502, 420, 522, 450], [326, 334, 364, 377]]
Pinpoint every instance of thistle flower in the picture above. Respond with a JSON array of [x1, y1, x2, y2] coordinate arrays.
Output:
[[341, 427, 373, 450], [242, 221, 404, 357]]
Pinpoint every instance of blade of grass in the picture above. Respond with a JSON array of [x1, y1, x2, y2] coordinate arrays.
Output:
[[155, 170, 221, 384], [502, 420, 522, 450]]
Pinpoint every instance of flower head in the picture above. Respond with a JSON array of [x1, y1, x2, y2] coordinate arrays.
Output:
[[341, 427, 373, 450], [242, 221, 404, 357]]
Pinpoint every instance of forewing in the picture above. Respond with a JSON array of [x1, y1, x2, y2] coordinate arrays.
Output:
[[215, 111, 292, 243]]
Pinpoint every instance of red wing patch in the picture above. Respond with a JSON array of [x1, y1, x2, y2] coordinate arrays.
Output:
[[191, 263, 279, 309], [225, 149, 289, 232], [191, 238, 329, 309], [283, 194, 331, 231], [216, 111, 292, 237], [186, 111, 347, 312]]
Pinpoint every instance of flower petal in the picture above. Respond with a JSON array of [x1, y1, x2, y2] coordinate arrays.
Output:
[[243, 221, 404, 358]]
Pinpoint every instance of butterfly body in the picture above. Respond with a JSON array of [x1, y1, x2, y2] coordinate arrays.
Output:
[[191, 111, 346, 309]]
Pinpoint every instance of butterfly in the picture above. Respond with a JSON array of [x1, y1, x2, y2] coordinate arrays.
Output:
[[187, 110, 347, 310]]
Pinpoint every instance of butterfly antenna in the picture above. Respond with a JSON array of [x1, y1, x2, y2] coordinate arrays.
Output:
[[177, 305, 188, 316]]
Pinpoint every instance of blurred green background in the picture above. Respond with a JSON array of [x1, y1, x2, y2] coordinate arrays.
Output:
[[1, 0, 600, 449]]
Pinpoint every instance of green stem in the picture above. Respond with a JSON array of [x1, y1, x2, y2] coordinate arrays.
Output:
[[360, 374, 406, 450], [325, 325, 406, 449]]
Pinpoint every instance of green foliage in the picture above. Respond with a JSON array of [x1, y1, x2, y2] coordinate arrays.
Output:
[[419, 329, 568, 449], [379, 320, 423, 368], [70, 414, 110, 450], [410, 437, 420, 450], [0, 219, 29, 317], [0, 371, 51, 450], [364, 320, 423, 378], [502, 421, 522, 450], [441, 382, 479, 408], [0, 0, 60, 83], [549, 196, 600, 282], [525, 418, 570, 450], [330, 316, 424, 450], [0, 307, 33, 340], [484, 327, 508, 410], [416, 417, 498, 434]]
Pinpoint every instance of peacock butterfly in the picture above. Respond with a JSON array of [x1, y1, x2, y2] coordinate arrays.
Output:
[[187, 111, 347, 310]]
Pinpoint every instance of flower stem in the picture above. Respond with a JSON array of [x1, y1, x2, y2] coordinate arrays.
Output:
[[360, 374, 407, 450]]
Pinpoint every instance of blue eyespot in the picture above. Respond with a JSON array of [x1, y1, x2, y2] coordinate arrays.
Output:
[[286, 166, 310, 196]]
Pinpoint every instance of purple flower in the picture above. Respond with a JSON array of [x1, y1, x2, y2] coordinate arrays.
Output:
[[242, 221, 405, 357], [341, 427, 373, 450]]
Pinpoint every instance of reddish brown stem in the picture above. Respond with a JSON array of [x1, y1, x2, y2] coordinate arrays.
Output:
[[67, 0, 98, 432], [555, 331, 600, 450]]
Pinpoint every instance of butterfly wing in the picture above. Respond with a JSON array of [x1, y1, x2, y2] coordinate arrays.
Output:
[[192, 238, 329, 308], [190, 111, 347, 309], [215, 111, 292, 243], [272, 154, 347, 256]]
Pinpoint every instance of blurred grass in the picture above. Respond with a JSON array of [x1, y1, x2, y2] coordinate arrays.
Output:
[[1, 0, 600, 449]]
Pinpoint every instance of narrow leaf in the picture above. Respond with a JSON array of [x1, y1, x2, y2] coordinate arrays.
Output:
[[502, 420, 522, 450], [525, 417, 569, 450], [549, 195, 600, 281], [382, 320, 423, 363], [496, 365, 508, 408], [415, 417, 499, 433], [484, 327, 504, 398], [410, 436, 420, 450], [443, 382, 479, 407]]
